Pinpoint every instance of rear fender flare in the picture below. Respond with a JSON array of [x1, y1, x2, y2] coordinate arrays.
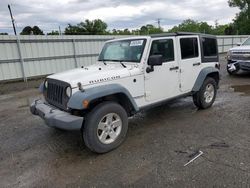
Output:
[[192, 67, 220, 92]]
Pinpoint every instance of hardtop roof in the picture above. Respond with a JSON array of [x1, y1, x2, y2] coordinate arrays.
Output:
[[150, 32, 216, 38]]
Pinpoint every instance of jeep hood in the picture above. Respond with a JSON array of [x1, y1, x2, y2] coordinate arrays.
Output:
[[47, 63, 139, 88], [230, 45, 250, 52]]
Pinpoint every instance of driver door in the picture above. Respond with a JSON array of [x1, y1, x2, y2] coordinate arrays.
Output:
[[144, 37, 181, 102]]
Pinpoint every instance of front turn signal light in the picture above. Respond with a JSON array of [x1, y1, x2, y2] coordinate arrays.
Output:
[[83, 100, 89, 108]]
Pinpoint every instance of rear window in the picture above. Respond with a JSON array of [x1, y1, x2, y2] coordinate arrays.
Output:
[[180, 38, 199, 59], [202, 38, 217, 57]]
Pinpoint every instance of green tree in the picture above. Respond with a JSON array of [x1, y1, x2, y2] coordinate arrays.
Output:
[[20, 26, 44, 35], [199, 22, 213, 34], [20, 26, 33, 35], [112, 29, 118, 35], [122, 28, 131, 35], [228, 0, 250, 34], [0, 33, 8, 35], [224, 24, 237, 35], [131, 29, 140, 35], [169, 19, 200, 33], [65, 24, 82, 35], [33, 26, 44, 35], [228, 0, 250, 15], [212, 25, 228, 35], [233, 11, 250, 34], [65, 19, 108, 35], [139, 24, 163, 35], [47, 30, 60, 35], [110, 28, 132, 35], [168, 19, 232, 35]]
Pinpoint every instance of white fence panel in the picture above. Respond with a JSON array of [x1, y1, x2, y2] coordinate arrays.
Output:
[[217, 35, 249, 53], [0, 35, 249, 82]]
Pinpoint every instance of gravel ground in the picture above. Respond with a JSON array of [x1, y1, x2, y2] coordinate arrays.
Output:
[[0, 54, 250, 188]]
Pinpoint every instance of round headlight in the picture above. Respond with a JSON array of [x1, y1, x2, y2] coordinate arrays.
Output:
[[66, 87, 72, 98], [44, 80, 48, 89]]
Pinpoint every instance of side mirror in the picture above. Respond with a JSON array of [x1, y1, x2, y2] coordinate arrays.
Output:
[[237, 42, 241, 46], [146, 55, 163, 73], [148, 55, 163, 66]]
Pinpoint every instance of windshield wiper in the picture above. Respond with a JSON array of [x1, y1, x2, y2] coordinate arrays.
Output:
[[98, 59, 127, 68], [119, 61, 127, 68], [98, 59, 107, 65]]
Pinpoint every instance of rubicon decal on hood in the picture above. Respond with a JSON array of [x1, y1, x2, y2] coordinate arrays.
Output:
[[89, 75, 121, 84]]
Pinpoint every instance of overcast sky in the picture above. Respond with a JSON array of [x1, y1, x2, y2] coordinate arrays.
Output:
[[0, 0, 239, 34]]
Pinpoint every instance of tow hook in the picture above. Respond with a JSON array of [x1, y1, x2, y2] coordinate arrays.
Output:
[[228, 63, 237, 72]]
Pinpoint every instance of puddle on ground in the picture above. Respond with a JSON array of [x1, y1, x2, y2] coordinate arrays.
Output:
[[231, 85, 250, 96]]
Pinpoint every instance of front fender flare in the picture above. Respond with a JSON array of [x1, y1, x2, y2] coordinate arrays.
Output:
[[67, 84, 139, 111]]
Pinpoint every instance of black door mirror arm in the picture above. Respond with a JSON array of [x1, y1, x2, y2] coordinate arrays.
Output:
[[146, 66, 154, 73]]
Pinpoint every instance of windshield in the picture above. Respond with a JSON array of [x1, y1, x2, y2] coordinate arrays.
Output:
[[242, 38, 250, 46], [98, 39, 146, 63]]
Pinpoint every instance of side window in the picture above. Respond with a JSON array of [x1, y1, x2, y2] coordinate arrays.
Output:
[[180, 38, 199, 59], [202, 37, 217, 57], [150, 39, 174, 62]]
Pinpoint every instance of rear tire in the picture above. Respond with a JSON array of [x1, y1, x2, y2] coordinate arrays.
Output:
[[83, 101, 128, 153], [193, 77, 217, 109]]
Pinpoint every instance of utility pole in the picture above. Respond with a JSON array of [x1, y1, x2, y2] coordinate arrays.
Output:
[[8, 4, 27, 83], [157, 18, 161, 29], [8, 4, 17, 35], [59, 25, 62, 35]]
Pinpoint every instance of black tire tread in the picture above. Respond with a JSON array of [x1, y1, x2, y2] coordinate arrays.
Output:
[[83, 101, 128, 153], [193, 77, 217, 109]]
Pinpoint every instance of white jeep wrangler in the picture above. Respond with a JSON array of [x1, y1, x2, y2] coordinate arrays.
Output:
[[30, 32, 220, 153]]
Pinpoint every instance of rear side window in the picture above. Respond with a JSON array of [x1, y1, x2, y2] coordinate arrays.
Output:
[[180, 38, 199, 59], [202, 38, 217, 57], [150, 39, 174, 62]]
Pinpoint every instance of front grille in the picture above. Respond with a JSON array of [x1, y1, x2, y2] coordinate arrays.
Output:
[[232, 51, 250, 55], [47, 83, 64, 104], [44, 79, 70, 111], [231, 54, 250, 61], [231, 51, 250, 61]]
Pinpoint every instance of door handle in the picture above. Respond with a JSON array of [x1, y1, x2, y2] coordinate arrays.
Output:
[[193, 62, 201, 66], [169, 66, 179, 71]]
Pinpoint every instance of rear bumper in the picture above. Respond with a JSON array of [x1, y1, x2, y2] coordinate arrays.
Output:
[[30, 99, 83, 131]]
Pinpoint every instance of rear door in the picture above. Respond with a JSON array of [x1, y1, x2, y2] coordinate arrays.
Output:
[[177, 36, 202, 92]]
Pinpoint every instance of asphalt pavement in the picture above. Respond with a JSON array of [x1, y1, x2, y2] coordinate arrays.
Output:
[[0, 54, 250, 187]]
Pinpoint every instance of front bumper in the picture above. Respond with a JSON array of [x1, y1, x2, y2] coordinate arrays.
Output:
[[227, 60, 250, 72], [30, 99, 83, 131]]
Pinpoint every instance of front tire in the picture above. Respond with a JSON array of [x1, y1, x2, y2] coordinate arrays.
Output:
[[83, 102, 128, 153], [193, 77, 217, 109]]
